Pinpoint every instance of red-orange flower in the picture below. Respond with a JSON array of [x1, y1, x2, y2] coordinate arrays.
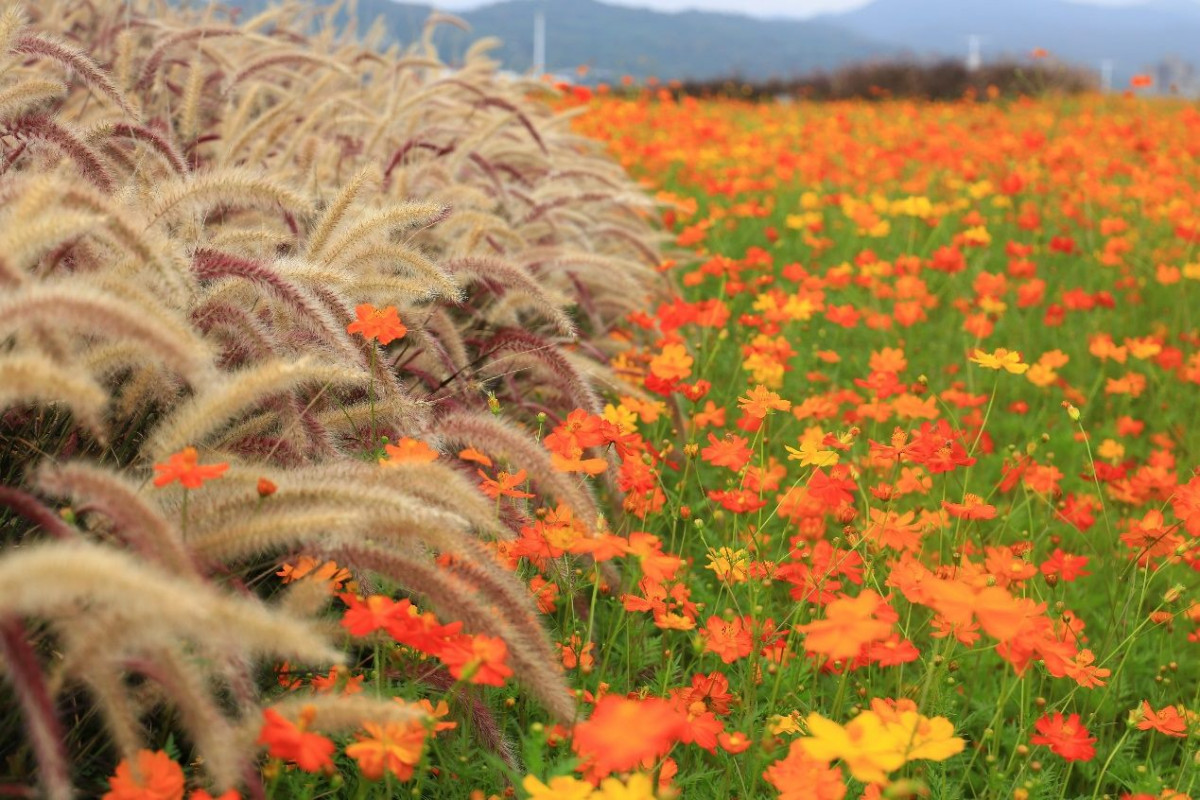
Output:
[[347, 303, 407, 344], [701, 432, 752, 471], [702, 614, 754, 663], [153, 447, 228, 489], [257, 707, 336, 772], [1039, 549, 1091, 582], [943, 493, 996, 520], [438, 634, 513, 686], [341, 594, 402, 637], [1030, 712, 1096, 762], [103, 750, 185, 800], [571, 695, 687, 778], [1135, 701, 1188, 737]]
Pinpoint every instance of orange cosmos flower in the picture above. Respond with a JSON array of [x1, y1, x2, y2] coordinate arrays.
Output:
[[558, 634, 596, 672], [943, 493, 996, 520], [415, 699, 457, 734], [544, 409, 608, 452], [458, 447, 493, 467], [544, 409, 611, 474], [972, 586, 1041, 641], [795, 591, 893, 660], [345, 720, 427, 781], [346, 303, 407, 344], [862, 508, 923, 552], [763, 741, 847, 800], [478, 468, 535, 499], [152, 447, 228, 489], [277, 555, 351, 590], [1130, 74, 1154, 88], [571, 695, 687, 778], [702, 614, 754, 663], [257, 707, 335, 772], [737, 384, 792, 418], [309, 665, 364, 695], [550, 451, 609, 475], [648, 342, 693, 382], [1063, 649, 1110, 689], [103, 750, 185, 800], [381, 438, 438, 465], [693, 400, 726, 428], [718, 731, 752, 754]]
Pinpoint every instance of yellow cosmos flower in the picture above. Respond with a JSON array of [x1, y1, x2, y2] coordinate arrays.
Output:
[[970, 347, 1030, 374], [800, 706, 965, 785], [785, 440, 839, 467], [705, 546, 750, 584], [872, 704, 966, 763], [801, 712, 905, 785], [522, 774, 596, 800], [769, 712, 804, 736], [595, 773, 658, 800], [602, 402, 639, 435], [962, 225, 992, 246]]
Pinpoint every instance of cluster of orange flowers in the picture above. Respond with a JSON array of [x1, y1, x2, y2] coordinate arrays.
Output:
[[340, 594, 513, 686], [121, 87, 1200, 798], [559, 89, 1198, 797]]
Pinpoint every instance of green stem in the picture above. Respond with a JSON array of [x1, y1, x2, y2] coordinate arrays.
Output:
[[1091, 727, 1130, 800], [369, 347, 377, 450]]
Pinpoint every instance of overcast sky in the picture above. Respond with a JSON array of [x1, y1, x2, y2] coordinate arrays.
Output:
[[427, 0, 1157, 19]]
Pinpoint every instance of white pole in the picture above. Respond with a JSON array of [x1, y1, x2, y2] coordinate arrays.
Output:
[[967, 34, 981, 71], [533, 8, 546, 76], [1101, 59, 1113, 92]]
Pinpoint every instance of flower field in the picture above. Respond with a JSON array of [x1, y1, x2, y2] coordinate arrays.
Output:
[[0, 1, 1196, 798], [558, 89, 1200, 798]]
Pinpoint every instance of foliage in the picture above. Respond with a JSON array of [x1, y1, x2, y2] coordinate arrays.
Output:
[[672, 58, 1098, 101], [1, 1, 1197, 799], [0, 0, 658, 796]]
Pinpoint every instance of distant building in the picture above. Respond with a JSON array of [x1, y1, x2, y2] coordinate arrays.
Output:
[[1153, 56, 1199, 96]]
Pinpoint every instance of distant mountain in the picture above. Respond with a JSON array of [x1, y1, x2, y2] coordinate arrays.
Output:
[[817, 0, 1200, 86], [213, 0, 1200, 87], [220, 0, 898, 81]]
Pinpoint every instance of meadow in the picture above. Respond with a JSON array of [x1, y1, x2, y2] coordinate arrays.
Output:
[[0, 1, 1195, 799]]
